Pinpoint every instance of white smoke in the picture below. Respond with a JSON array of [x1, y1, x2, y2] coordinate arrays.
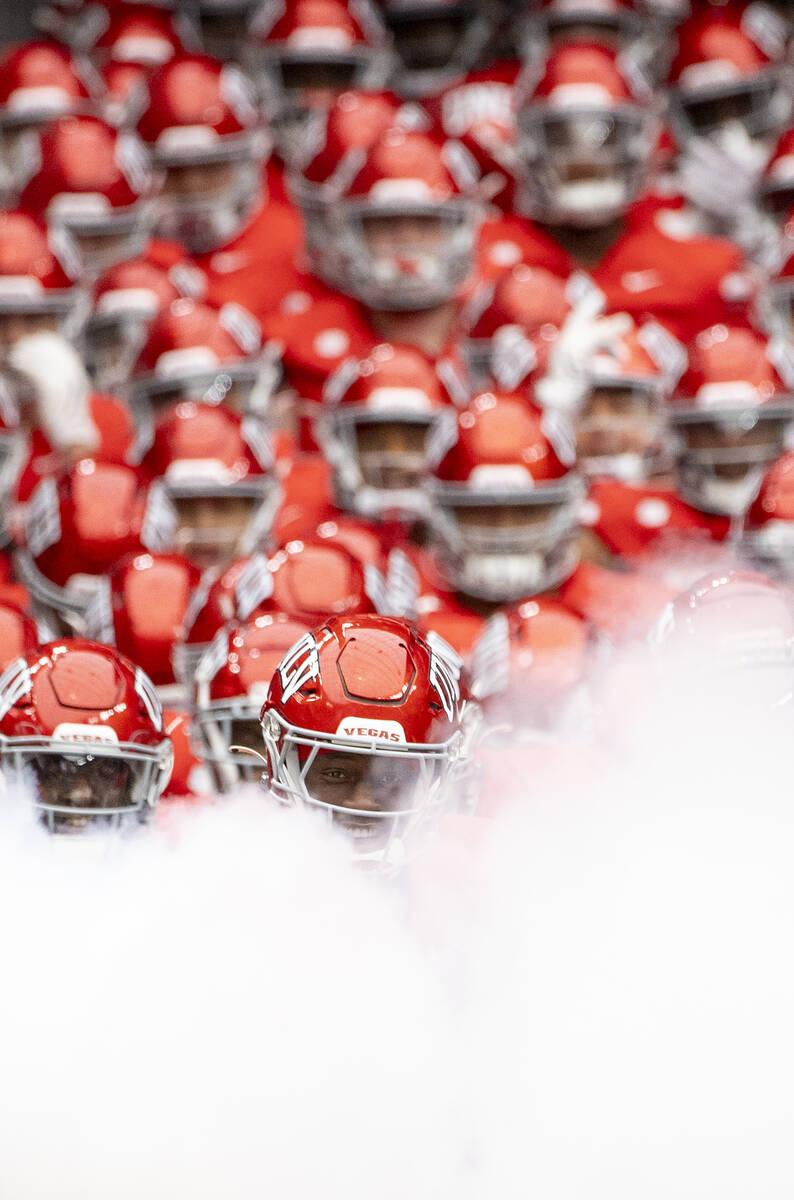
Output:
[[1, 584, 793, 1198]]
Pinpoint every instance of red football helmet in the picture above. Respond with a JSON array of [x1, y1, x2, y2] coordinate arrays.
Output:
[[320, 341, 462, 520], [130, 297, 279, 417], [651, 568, 794, 710], [0, 40, 101, 202], [377, 0, 491, 97], [669, 323, 794, 516], [516, 41, 659, 227], [742, 450, 794, 576], [521, 0, 669, 84], [288, 87, 409, 284], [470, 597, 590, 731], [16, 458, 175, 636], [434, 65, 520, 214], [669, 1, 791, 170], [194, 612, 310, 789], [18, 115, 158, 276], [0, 601, 41, 673], [327, 125, 483, 309], [82, 249, 206, 388], [89, 3, 190, 67], [0, 209, 86, 348], [0, 637, 173, 830], [428, 390, 583, 602], [260, 613, 465, 868], [174, 538, 385, 680], [136, 53, 269, 253], [141, 400, 279, 569], [574, 315, 682, 481], [96, 550, 203, 698], [248, 0, 390, 161], [464, 262, 574, 388]]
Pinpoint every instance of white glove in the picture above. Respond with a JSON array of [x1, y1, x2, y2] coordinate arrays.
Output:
[[9, 332, 99, 455], [676, 135, 759, 224], [536, 301, 633, 411]]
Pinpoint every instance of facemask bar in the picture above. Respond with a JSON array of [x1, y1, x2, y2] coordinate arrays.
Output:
[[576, 381, 671, 480], [518, 104, 654, 226], [52, 201, 157, 279], [324, 407, 452, 520], [261, 708, 460, 867], [169, 478, 280, 563], [194, 697, 267, 792], [153, 132, 269, 254], [13, 551, 108, 637], [334, 199, 479, 310], [131, 353, 281, 420], [428, 477, 583, 601], [0, 734, 172, 830], [675, 69, 792, 142]]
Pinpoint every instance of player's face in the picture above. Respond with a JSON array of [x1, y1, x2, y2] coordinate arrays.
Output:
[[280, 59, 359, 110], [29, 753, 134, 830], [0, 311, 61, 351], [173, 493, 258, 568], [680, 416, 788, 480], [577, 385, 657, 459], [454, 501, 557, 532], [162, 159, 239, 201], [362, 212, 447, 260], [304, 750, 420, 844], [354, 419, 430, 488]]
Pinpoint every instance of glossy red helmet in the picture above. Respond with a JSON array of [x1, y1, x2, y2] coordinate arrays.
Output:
[[517, 42, 658, 227], [0, 40, 101, 201], [248, 0, 390, 160], [89, 3, 189, 67], [434, 66, 519, 213], [174, 538, 385, 680], [428, 390, 582, 601], [141, 400, 278, 569], [136, 53, 269, 253], [651, 568, 794, 709], [288, 87, 408, 281], [470, 597, 590, 730], [320, 341, 462, 520], [0, 637, 173, 830], [18, 115, 158, 275], [574, 315, 682, 481], [465, 263, 574, 388], [83, 250, 205, 388], [130, 297, 278, 417], [260, 613, 465, 867], [194, 612, 310, 789], [0, 209, 86, 340], [669, 1, 791, 161], [16, 458, 175, 636], [0, 601, 41, 673], [96, 550, 204, 699], [670, 323, 794, 516], [329, 125, 483, 309]]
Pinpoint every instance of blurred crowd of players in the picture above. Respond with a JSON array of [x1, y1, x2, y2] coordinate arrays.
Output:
[[0, 0, 791, 868]]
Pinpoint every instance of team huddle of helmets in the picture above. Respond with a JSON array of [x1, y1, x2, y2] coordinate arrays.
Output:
[[0, 0, 792, 863]]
